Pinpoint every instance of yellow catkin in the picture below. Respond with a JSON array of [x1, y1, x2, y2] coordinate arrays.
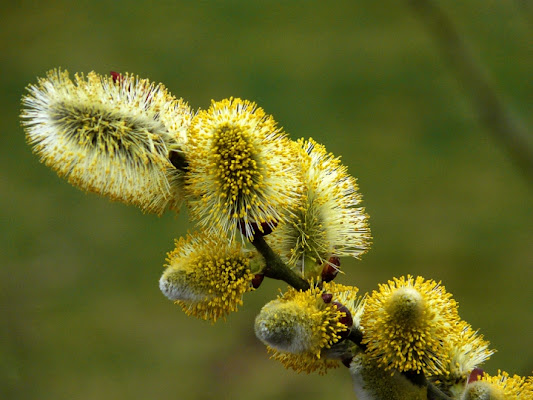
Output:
[[255, 282, 360, 374], [429, 320, 494, 397], [185, 97, 302, 240], [361, 275, 461, 375], [476, 370, 528, 400], [350, 353, 428, 400], [21, 69, 192, 214], [267, 138, 371, 280], [160, 231, 255, 322]]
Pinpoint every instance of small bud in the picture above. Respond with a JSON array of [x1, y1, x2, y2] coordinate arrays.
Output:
[[251, 273, 265, 289], [321, 256, 340, 282], [332, 301, 353, 339], [321, 293, 333, 303], [110, 71, 123, 83], [468, 368, 484, 383]]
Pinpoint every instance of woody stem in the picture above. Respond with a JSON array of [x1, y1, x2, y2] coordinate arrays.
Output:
[[250, 234, 310, 291]]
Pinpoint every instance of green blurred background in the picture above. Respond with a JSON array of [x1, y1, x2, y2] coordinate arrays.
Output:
[[1, 1, 531, 399]]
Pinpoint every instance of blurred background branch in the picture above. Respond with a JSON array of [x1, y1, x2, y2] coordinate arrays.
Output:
[[407, 0, 533, 181], [514, 0, 533, 27]]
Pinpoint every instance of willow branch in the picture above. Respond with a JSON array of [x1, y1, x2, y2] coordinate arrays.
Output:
[[407, 0, 533, 180], [250, 234, 310, 291]]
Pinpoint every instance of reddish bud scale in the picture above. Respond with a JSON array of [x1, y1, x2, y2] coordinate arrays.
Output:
[[329, 256, 341, 267], [251, 273, 264, 289], [321, 257, 340, 282], [321, 293, 333, 303], [332, 301, 353, 339], [468, 368, 484, 383], [110, 71, 124, 83], [109, 71, 153, 105]]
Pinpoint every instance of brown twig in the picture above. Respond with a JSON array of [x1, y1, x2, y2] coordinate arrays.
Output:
[[250, 234, 310, 291]]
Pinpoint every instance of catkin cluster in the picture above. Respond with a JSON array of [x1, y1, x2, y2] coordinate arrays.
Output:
[[21, 70, 532, 400]]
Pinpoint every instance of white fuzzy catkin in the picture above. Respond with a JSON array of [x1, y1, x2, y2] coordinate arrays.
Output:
[[21, 69, 192, 214]]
